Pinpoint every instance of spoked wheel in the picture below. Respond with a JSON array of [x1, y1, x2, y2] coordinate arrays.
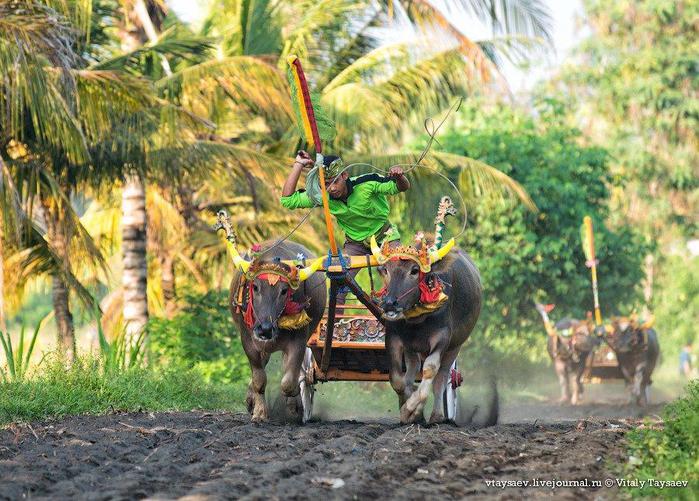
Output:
[[299, 347, 315, 423], [443, 360, 462, 422]]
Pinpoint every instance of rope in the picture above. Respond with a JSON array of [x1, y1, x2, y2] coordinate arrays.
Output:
[[256, 210, 313, 257]]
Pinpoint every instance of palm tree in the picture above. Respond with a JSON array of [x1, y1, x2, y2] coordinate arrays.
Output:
[[1, 0, 92, 350], [116, 0, 159, 336], [1, 0, 177, 357]]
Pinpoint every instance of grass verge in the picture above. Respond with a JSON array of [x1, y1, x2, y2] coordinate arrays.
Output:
[[624, 379, 698, 498], [0, 355, 246, 425]]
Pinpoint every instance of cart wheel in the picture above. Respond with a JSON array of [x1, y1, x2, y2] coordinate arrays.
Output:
[[443, 360, 461, 422], [299, 347, 315, 423]]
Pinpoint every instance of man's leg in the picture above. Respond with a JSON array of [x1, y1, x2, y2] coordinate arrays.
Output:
[[336, 241, 369, 305]]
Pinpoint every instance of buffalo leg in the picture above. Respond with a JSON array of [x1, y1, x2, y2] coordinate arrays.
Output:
[[387, 334, 408, 408], [402, 332, 447, 424], [246, 353, 270, 422], [403, 350, 420, 403], [554, 359, 570, 403], [281, 338, 306, 421], [429, 348, 459, 424], [570, 371, 581, 405], [633, 365, 647, 406]]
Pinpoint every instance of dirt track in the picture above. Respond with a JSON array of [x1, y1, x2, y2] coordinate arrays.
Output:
[[0, 399, 664, 501]]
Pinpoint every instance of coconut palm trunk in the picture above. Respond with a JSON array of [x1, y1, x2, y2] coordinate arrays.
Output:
[[0, 217, 6, 332], [122, 174, 149, 338], [43, 199, 75, 359], [160, 253, 176, 317], [116, 0, 165, 339]]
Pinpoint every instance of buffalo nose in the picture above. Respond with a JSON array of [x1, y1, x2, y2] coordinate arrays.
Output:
[[254, 321, 275, 339], [382, 296, 398, 312]]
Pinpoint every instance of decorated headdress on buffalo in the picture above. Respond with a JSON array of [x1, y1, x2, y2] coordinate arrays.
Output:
[[214, 210, 323, 288], [369, 233, 455, 272]]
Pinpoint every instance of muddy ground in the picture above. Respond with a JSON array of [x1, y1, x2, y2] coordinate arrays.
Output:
[[0, 395, 665, 501]]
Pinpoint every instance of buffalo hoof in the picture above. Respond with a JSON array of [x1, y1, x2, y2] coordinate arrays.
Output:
[[401, 395, 427, 424], [428, 412, 447, 425], [285, 395, 303, 424], [246, 392, 255, 414], [251, 406, 269, 423]]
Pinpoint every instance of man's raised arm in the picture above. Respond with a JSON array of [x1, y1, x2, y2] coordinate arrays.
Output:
[[280, 150, 315, 210], [389, 166, 410, 192], [282, 150, 314, 196]]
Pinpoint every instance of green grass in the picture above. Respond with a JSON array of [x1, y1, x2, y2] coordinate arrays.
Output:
[[624, 379, 699, 498], [0, 355, 246, 425], [1, 323, 41, 382]]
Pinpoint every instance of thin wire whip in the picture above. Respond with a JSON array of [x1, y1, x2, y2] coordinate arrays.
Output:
[[257, 210, 313, 257], [256, 98, 465, 253]]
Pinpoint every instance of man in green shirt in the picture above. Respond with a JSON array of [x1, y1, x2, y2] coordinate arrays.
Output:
[[281, 150, 410, 302]]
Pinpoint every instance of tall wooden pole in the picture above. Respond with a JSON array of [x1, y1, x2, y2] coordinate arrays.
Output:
[[583, 216, 602, 326], [287, 56, 338, 255]]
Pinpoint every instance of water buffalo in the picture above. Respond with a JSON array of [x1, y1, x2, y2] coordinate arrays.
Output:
[[605, 317, 659, 406], [227, 239, 325, 423], [534, 304, 597, 405], [370, 237, 482, 424]]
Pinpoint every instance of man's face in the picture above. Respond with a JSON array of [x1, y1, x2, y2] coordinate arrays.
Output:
[[325, 172, 349, 199]]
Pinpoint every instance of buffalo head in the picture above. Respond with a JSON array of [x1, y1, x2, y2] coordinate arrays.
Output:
[[227, 239, 322, 341], [371, 236, 453, 322], [605, 317, 639, 354], [249, 272, 293, 341], [569, 320, 597, 352]]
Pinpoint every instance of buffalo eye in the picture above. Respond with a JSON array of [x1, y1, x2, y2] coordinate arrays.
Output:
[[410, 265, 420, 276], [252, 283, 260, 293], [280, 286, 289, 296]]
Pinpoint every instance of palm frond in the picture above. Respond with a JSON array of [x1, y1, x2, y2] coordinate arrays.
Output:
[[3, 217, 98, 314], [150, 140, 289, 188], [202, 0, 284, 57], [157, 56, 292, 133], [351, 151, 536, 216], [80, 201, 121, 258], [0, 1, 79, 69], [92, 31, 215, 73], [0, 1, 91, 163], [278, 0, 364, 66], [476, 34, 548, 67], [322, 46, 476, 152], [462, 0, 553, 44]]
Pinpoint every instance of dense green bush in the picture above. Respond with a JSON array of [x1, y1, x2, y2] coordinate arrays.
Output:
[[0, 355, 244, 424], [652, 255, 699, 359], [147, 290, 250, 384], [625, 380, 699, 498]]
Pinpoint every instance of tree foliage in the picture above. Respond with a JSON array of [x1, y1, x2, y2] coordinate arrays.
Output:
[[549, 0, 698, 240]]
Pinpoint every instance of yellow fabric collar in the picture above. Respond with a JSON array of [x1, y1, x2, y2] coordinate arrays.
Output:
[[403, 292, 449, 319], [278, 310, 311, 330]]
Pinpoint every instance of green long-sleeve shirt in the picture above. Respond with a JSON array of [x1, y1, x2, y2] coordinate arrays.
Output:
[[280, 173, 401, 243]]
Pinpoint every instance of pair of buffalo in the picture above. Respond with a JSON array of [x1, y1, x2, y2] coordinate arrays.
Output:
[[228, 238, 481, 425], [535, 305, 659, 406]]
